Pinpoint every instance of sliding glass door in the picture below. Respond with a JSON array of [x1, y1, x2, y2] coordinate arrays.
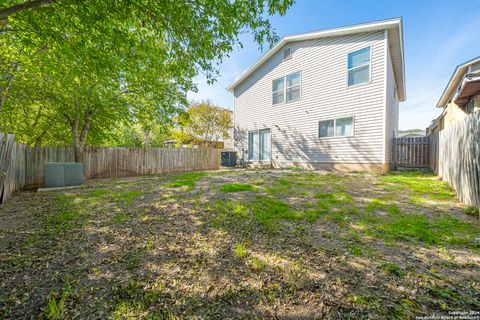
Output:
[[248, 129, 271, 161], [259, 129, 271, 161], [248, 131, 259, 160]]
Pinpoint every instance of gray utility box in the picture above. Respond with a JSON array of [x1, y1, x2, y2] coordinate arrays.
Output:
[[44, 162, 84, 188]]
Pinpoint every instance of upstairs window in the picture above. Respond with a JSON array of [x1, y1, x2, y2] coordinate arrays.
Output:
[[272, 78, 285, 104], [319, 116, 354, 138], [272, 71, 301, 105], [347, 47, 371, 86], [286, 72, 301, 102], [283, 48, 292, 61]]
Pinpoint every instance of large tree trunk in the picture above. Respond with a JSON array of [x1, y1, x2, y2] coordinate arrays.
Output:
[[70, 115, 91, 162], [71, 117, 82, 162], [144, 128, 150, 148]]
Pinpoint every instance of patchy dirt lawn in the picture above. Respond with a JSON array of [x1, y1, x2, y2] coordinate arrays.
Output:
[[0, 169, 479, 319]]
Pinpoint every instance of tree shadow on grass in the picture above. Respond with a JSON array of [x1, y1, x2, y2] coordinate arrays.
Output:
[[0, 170, 479, 319]]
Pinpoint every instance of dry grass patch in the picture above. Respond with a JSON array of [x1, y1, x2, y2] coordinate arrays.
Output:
[[0, 169, 479, 319]]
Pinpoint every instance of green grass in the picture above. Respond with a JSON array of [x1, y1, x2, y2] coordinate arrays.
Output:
[[46, 210, 83, 232], [111, 211, 129, 224], [88, 189, 112, 198], [380, 171, 455, 200], [466, 206, 479, 217], [207, 172, 479, 249], [219, 183, 254, 192], [45, 292, 66, 320], [233, 242, 247, 258], [250, 256, 267, 271], [120, 249, 147, 270], [44, 280, 71, 320], [113, 190, 143, 202], [208, 199, 249, 229], [167, 172, 208, 189], [58, 189, 143, 205], [348, 294, 376, 307], [3, 169, 480, 319], [372, 213, 479, 248], [110, 281, 177, 320], [248, 196, 299, 231], [348, 244, 363, 256], [380, 262, 405, 277]]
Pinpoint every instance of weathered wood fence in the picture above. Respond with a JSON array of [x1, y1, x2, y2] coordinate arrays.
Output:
[[0, 134, 27, 204], [429, 111, 480, 209], [0, 133, 222, 204], [393, 136, 430, 169]]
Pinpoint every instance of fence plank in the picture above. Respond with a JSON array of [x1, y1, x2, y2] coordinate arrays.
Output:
[[0, 134, 26, 204], [432, 111, 480, 209], [0, 134, 222, 203], [394, 136, 430, 168]]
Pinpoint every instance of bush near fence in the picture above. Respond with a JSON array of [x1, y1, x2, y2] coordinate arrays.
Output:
[[0, 133, 221, 204]]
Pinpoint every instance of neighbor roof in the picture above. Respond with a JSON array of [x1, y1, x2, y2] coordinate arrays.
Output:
[[436, 56, 480, 108], [226, 18, 406, 101]]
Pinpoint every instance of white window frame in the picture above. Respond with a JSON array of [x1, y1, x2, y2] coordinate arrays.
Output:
[[272, 77, 285, 105], [272, 71, 302, 105], [247, 128, 272, 161], [318, 116, 355, 139], [346, 46, 372, 88]]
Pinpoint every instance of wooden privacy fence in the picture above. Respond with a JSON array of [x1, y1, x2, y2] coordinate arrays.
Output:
[[393, 136, 430, 169], [0, 133, 222, 204], [0, 134, 27, 204], [26, 146, 221, 186], [429, 111, 480, 209]]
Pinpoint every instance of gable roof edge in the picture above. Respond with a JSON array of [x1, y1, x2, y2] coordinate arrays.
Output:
[[226, 18, 405, 101], [436, 56, 480, 108]]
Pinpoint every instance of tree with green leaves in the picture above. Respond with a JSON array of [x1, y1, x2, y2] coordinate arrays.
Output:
[[173, 101, 232, 147], [0, 0, 294, 160]]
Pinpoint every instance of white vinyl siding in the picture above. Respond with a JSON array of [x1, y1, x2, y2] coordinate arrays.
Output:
[[384, 44, 399, 165], [234, 31, 387, 165]]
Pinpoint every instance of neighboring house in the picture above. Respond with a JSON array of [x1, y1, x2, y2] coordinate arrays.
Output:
[[429, 56, 480, 135], [398, 130, 426, 138], [227, 18, 406, 172]]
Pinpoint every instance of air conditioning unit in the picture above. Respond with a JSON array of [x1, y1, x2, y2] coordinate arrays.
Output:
[[221, 151, 237, 167], [44, 162, 84, 188]]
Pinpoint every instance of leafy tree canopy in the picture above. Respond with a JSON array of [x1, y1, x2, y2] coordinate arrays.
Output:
[[399, 129, 425, 133], [0, 0, 294, 159], [173, 101, 233, 147]]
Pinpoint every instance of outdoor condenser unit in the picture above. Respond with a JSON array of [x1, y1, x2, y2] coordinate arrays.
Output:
[[221, 151, 237, 167], [44, 162, 84, 188]]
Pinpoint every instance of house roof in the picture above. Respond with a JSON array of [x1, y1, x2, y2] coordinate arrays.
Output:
[[436, 56, 480, 108], [226, 18, 406, 101], [399, 130, 426, 138]]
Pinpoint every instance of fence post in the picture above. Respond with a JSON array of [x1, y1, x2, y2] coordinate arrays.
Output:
[[392, 135, 397, 171]]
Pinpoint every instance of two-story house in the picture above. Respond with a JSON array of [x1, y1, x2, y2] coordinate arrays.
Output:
[[227, 18, 406, 172]]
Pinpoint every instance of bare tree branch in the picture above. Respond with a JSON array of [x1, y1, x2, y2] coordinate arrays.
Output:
[[0, 0, 60, 20]]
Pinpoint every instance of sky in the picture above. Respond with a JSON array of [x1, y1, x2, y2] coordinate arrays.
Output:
[[187, 0, 480, 131]]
